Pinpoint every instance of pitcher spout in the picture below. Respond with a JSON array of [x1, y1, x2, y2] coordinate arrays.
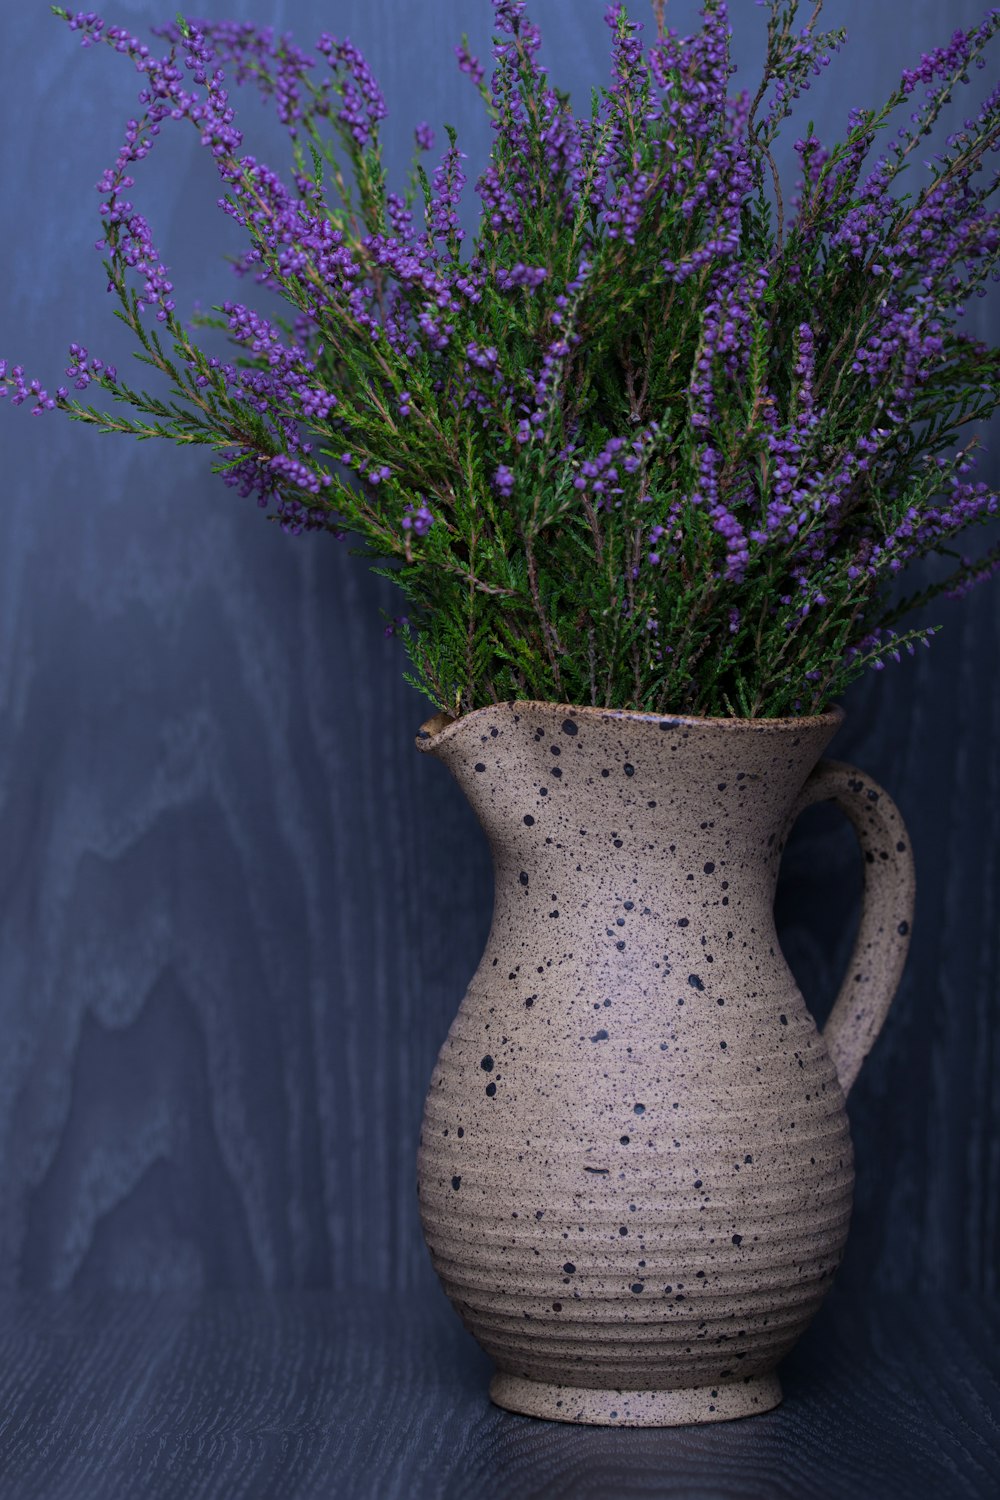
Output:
[[415, 710, 459, 755], [415, 704, 514, 810]]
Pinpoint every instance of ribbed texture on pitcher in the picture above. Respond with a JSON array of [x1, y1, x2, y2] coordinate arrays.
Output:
[[419, 1004, 853, 1394]]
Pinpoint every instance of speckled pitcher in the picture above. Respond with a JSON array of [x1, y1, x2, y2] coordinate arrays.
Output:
[[415, 701, 914, 1427]]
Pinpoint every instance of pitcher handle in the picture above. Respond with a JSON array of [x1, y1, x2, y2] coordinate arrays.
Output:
[[785, 759, 915, 1098]]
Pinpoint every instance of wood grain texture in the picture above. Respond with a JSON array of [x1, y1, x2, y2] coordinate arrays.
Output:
[[0, 0, 995, 1314], [0, 1288, 998, 1500]]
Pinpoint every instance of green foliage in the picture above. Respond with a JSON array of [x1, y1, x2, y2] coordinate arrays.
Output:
[[41, 1, 1000, 720]]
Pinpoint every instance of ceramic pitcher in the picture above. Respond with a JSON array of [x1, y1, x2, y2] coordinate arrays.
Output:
[[416, 701, 914, 1426]]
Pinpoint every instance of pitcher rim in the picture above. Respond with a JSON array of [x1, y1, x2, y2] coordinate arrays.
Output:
[[416, 699, 845, 752]]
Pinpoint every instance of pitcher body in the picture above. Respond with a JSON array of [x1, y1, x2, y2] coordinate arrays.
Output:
[[416, 701, 913, 1426]]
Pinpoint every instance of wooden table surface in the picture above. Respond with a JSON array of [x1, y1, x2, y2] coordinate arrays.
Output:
[[1, 1285, 997, 1500]]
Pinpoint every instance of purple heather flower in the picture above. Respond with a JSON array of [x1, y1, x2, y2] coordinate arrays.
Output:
[[945, 552, 1000, 599], [495, 262, 548, 292], [901, 20, 994, 96], [492, 464, 515, 497], [793, 323, 818, 428], [427, 141, 468, 248], [316, 32, 387, 150], [492, 1, 541, 50], [466, 341, 499, 370], [454, 42, 485, 86], [603, 172, 651, 245], [402, 499, 434, 536]]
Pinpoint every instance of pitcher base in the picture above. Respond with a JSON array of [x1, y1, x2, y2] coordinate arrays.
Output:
[[489, 1370, 783, 1427]]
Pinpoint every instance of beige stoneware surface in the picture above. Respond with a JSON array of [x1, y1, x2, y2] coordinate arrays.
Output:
[[416, 702, 915, 1427]]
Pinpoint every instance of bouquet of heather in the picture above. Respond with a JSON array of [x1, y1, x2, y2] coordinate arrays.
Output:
[[3, 0, 999, 718]]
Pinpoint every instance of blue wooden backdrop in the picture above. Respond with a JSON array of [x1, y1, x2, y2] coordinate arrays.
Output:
[[0, 0, 996, 1306]]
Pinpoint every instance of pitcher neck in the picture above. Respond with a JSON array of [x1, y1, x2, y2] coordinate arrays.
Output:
[[418, 700, 842, 859]]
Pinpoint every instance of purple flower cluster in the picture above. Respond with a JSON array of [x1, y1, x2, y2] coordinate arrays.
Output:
[[901, 22, 994, 95], [315, 33, 387, 150], [153, 20, 317, 135], [945, 551, 1000, 600], [874, 475, 998, 576], [492, 464, 515, 498], [428, 141, 468, 248], [0, 361, 64, 413], [647, 6, 753, 282], [402, 499, 434, 535], [573, 436, 627, 502], [598, 5, 650, 245], [687, 262, 769, 431], [495, 262, 547, 292], [454, 42, 485, 87], [474, 6, 542, 238], [50, 12, 364, 522], [4, 1, 998, 713]]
